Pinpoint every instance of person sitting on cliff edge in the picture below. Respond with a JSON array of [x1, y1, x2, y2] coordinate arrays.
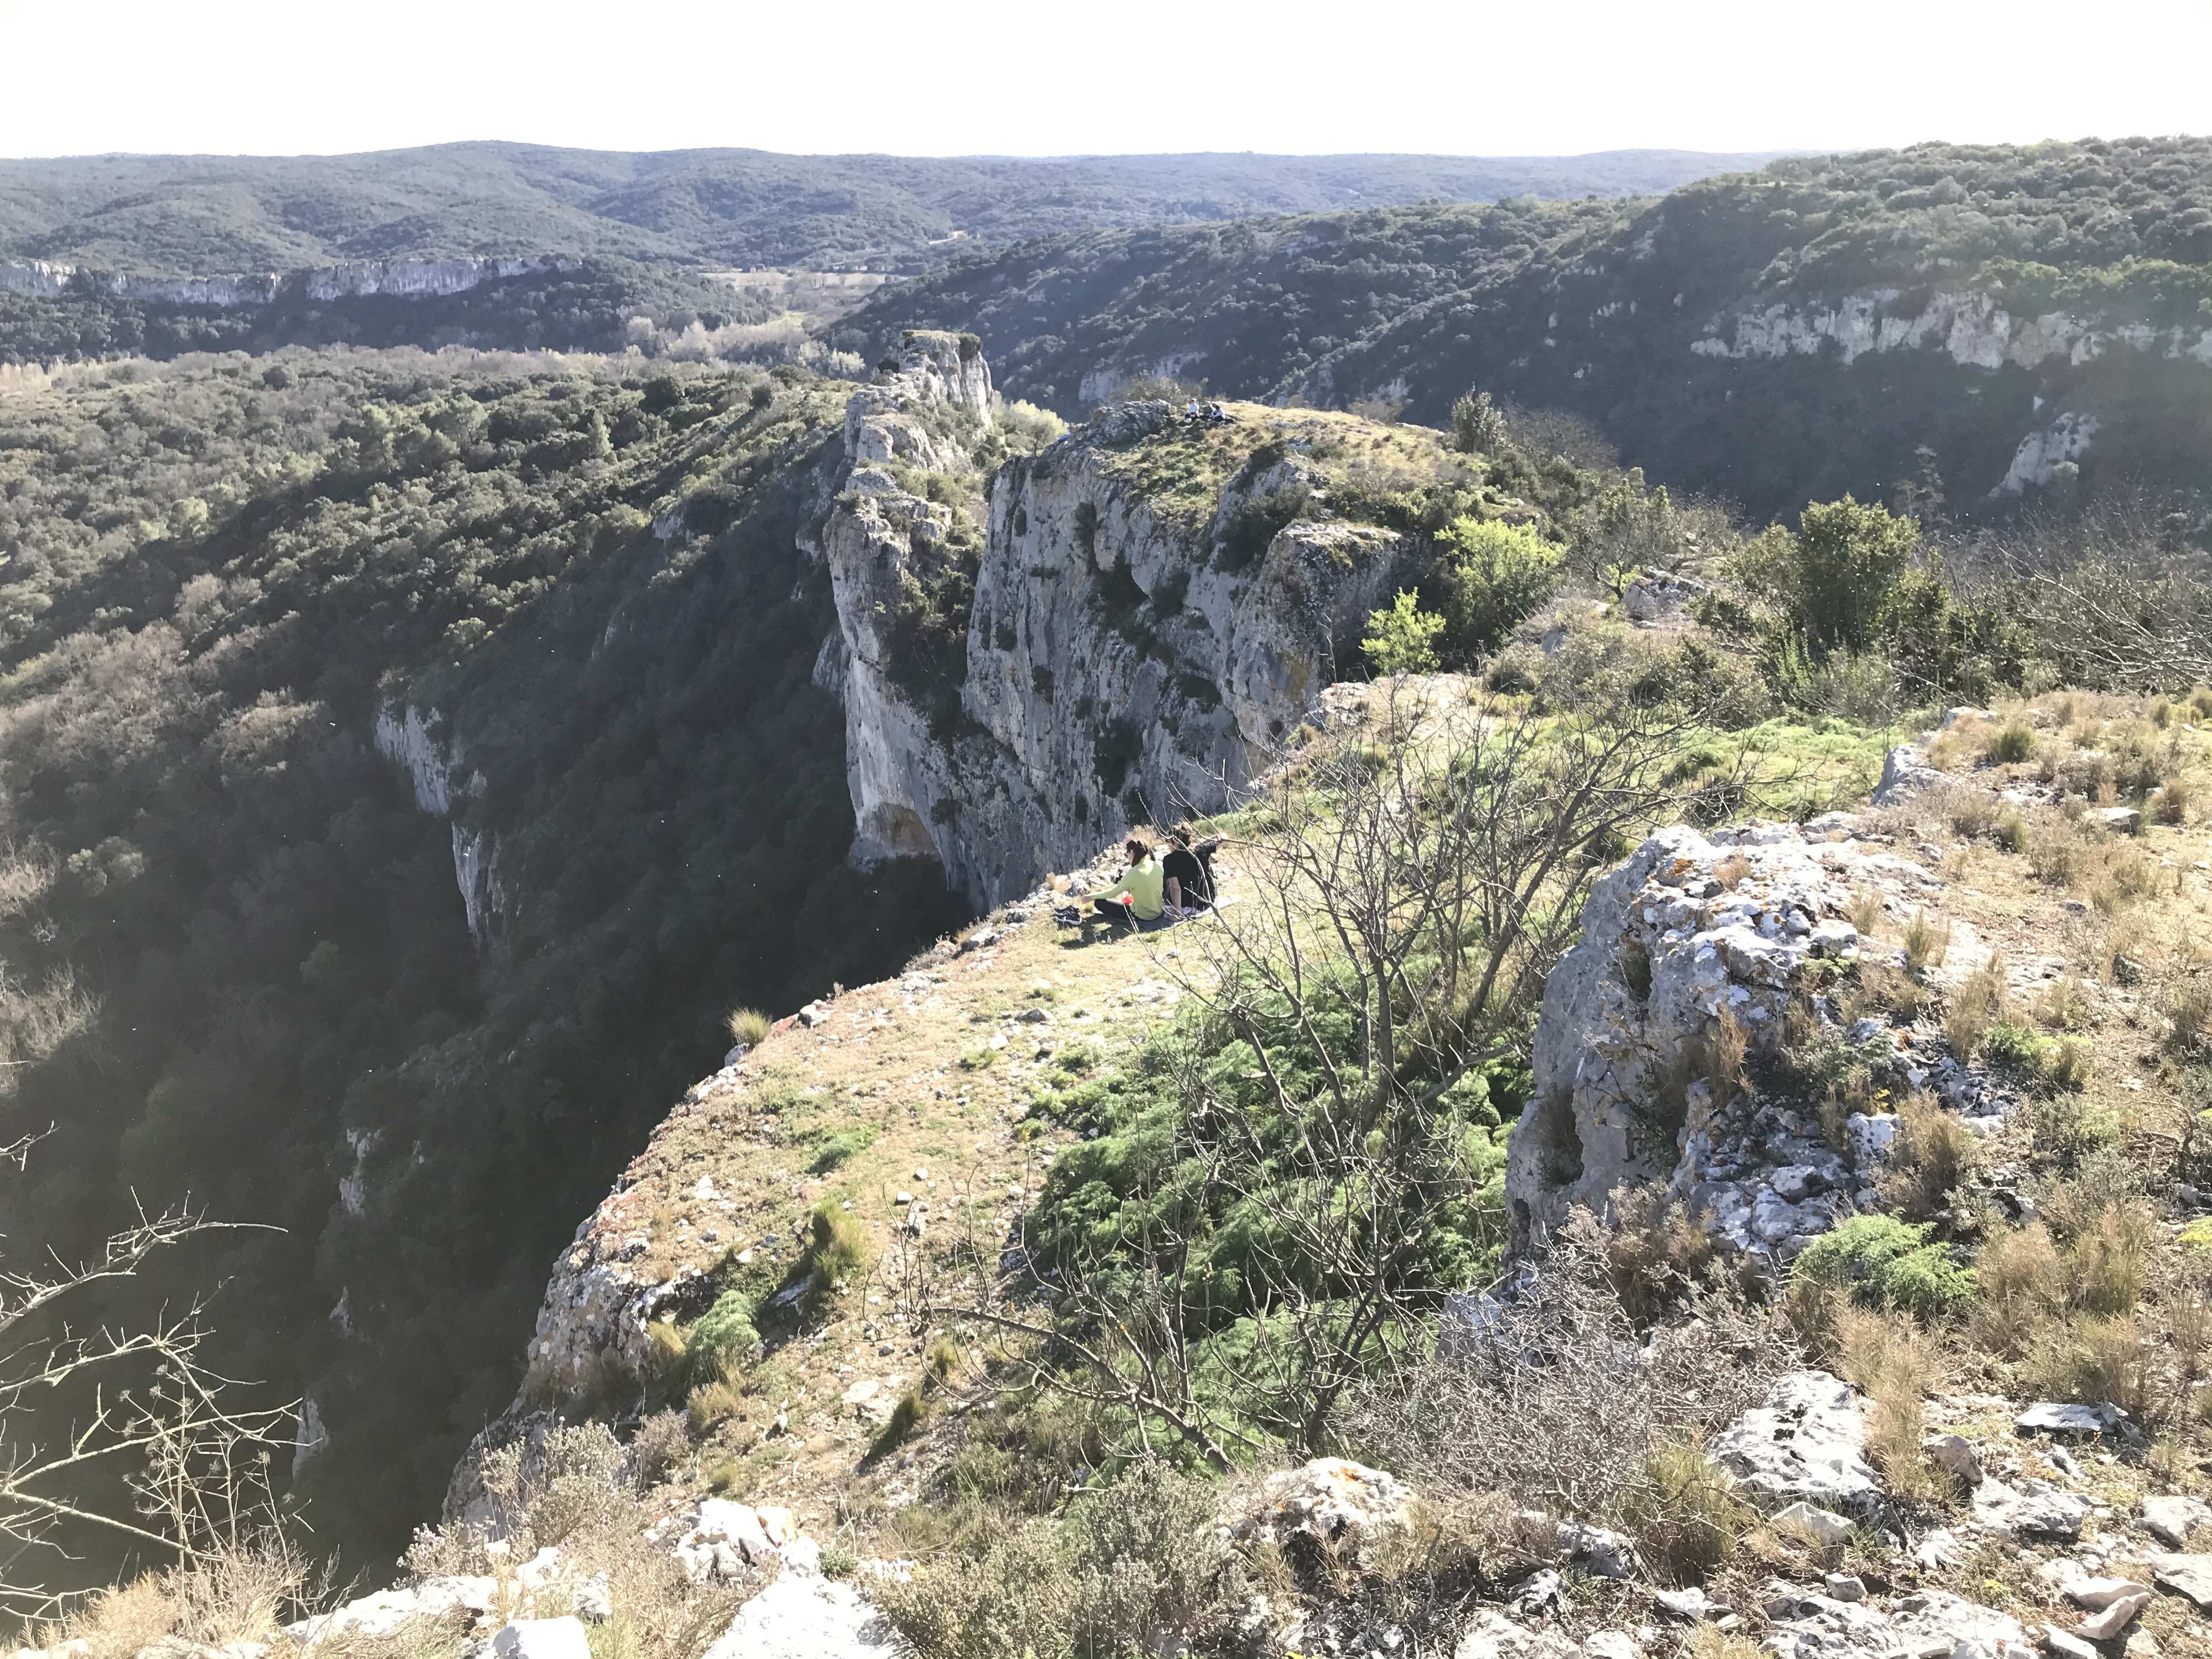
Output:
[[1092, 835, 1165, 930], [1161, 820, 1223, 917]]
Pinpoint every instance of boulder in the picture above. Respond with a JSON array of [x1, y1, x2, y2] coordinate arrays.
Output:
[[1232, 1458, 1412, 1545], [1873, 742, 1945, 805], [700, 1572, 904, 1659], [2045, 1626, 2100, 1659], [2140, 1494, 2212, 1549], [491, 1621, 592, 1659], [1711, 1372, 1885, 1519]]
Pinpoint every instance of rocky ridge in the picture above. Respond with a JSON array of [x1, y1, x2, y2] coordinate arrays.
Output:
[[816, 339, 1424, 907]]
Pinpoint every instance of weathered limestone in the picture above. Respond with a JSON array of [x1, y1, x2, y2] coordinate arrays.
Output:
[[1503, 813, 1964, 1260], [820, 360, 1423, 907], [1710, 1371, 1885, 1520]]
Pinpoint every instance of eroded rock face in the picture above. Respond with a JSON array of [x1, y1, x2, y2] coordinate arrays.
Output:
[[822, 363, 1421, 907], [1506, 818, 1902, 1258]]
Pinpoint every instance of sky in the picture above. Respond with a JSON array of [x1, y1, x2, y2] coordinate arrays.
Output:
[[2, 0, 2208, 159]]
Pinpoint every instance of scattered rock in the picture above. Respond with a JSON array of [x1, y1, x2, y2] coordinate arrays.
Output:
[[1712, 1372, 1885, 1519], [1654, 1587, 1734, 1622], [2068, 1578, 2152, 1613], [1556, 1520, 1638, 1580], [1825, 1574, 1866, 1603], [1772, 1501, 1856, 1546], [2045, 1624, 2100, 1659], [1973, 1474, 2094, 1541], [2099, 807, 2143, 835], [1584, 1632, 1640, 1659], [2141, 1494, 2211, 1549], [2016, 1401, 2128, 1438], [491, 1620, 592, 1659], [2074, 1592, 2149, 1640], [2150, 1554, 2212, 1610], [573, 1578, 611, 1625], [1924, 1433, 1985, 1485], [1766, 1589, 2032, 1659], [1916, 1528, 1968, 1571], [1508, 1569, 1563, 1619]]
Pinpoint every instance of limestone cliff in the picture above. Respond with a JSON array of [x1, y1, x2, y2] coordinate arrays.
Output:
[[821, 341, 1420, 907], [0, 255, 565, 307]]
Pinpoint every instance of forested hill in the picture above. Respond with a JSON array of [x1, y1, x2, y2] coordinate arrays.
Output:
[[850, 137, 2212, 522], [0, 351, 968, 1581], [0, 144, 1788, 274]]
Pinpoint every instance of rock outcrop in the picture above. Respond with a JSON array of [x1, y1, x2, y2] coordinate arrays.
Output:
[[1503, 785, 2011, 1262], [820, 357, 1423, 907]]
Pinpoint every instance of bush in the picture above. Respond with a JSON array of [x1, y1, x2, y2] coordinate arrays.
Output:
[[811, 1127, 876, 1172], [804, 1202, 866, 1296], [1943, 956, 2005, 1062], [1902, 909, 1950, 975], [1991, 721, 2038, 763], [1968, 1224, 2067, 1357], [875, 1462, 1243, 1659], [687, 1289, 761, 1379], [726, 1008, 772, 1048], [1425, 517, 1563, 660], [1829, 1303, 1941, 1502], [1361, 589, 1445, 677], [1794, 1215, 1974, 1319]]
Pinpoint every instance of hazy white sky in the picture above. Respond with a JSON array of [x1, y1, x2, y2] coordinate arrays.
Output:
[[2, 0, 2207, 159]]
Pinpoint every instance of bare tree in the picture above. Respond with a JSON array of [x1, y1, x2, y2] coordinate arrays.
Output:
[[0, 1132, 293, 1620], [938, 677, 1747, 1460], [1949, 488, 2212, 690]]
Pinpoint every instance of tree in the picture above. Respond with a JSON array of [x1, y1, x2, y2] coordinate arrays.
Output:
[[0, 1134, 292, 1620], [1792, 497, 1921, 654], [1360, 589, 1444, 676], [1449, 389, 1511, 457]]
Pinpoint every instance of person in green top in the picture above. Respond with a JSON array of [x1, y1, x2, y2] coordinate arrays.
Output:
[[1093, 834, 1165, 928]]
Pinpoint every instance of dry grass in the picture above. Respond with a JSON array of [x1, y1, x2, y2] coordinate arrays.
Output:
[[1902, 909, 1951, 975], [1943, 953, 2006, 1062], [1830, 1305, 1942, 1504]]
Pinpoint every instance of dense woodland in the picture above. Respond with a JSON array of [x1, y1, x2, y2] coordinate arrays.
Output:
[[0, 352, 966, 1577]]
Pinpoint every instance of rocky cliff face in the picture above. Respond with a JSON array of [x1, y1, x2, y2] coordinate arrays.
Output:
[[820, 342, 1420, 907], [0, 255, 564, 307], [372, 702, 506, 951]]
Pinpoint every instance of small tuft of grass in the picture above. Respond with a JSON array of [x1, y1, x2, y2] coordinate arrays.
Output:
[[1902, 908, 1950, 975], [1613, 1437, 1752, 1587], [727, 1007, 772, 1048], [1990, 721, 2038, 764]]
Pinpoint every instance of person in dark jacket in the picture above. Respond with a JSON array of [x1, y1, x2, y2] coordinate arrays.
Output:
[[1161, 821, 1223, 916]]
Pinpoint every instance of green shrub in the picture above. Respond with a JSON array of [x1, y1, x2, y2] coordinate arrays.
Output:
[[1426, 516, 1563, 660], [811, 1127, 876, 1172], [1361, 589, 1444, 676], [804, 1202, 867, 1296], [727, 1007, 773, 1048], [687, 1288, 762, 1378], [1794, 1215, 1974, 1319]]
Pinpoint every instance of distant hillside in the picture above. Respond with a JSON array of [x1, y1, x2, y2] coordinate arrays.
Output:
[[0, 144, 1789, 275], [851, 137, 2212, 522]]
